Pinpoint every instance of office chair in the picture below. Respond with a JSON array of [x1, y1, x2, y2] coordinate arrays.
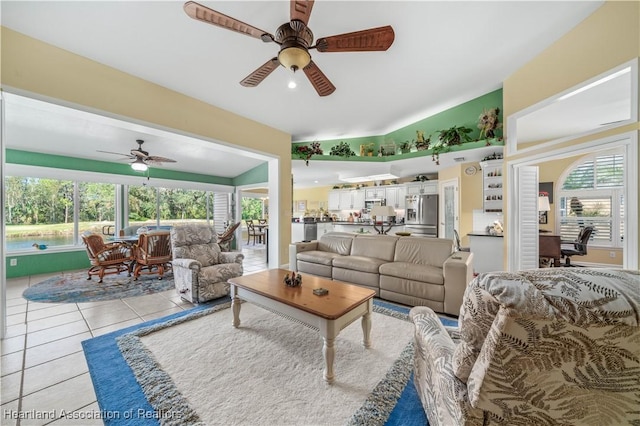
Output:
[[453, 229, 470, 252], [561, 226, 594, 266]]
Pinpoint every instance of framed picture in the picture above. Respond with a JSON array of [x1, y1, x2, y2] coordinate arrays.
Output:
[[539, 211, 548, 224], [296, 200, 307, 212]]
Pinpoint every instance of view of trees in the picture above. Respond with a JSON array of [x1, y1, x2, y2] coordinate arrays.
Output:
[[241, 198, 264, 221]]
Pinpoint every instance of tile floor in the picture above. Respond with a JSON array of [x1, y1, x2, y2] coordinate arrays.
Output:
[[1, 245, 267, 425]]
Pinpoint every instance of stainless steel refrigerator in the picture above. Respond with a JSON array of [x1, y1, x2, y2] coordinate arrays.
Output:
[[405, 194, 438, 237]]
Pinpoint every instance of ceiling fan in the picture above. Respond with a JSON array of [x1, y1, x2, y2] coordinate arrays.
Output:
[[98, 140, 177, 172], [183, 0, 395, 96]]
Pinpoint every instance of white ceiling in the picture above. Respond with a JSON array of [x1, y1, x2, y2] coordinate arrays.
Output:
[[1, 1, 604, 188]]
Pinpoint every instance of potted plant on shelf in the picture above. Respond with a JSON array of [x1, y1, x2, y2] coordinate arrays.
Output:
[[399, 140, 413, 154], [292, 141, 323, 166], [365, 145, 375, 156], [415, 130, 430, 151], [431, 125, 473, 164], [477, 107, 502, 143], [329, 141, 356, 157]]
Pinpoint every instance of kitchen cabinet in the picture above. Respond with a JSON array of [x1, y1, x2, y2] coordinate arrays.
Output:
[[328, 191, 340, 210], [316, 222, 334, 236], [385, 185, 407, 209], [405, 180, 438, 195], [479, 159, 503, 212], [328, 189, 365, 210], [468, 233, 504, 273], [365, 188, 385, 200]]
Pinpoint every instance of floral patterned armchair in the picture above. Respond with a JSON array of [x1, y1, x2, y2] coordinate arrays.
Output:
[[410, 268, 640, 425], [170, 224, 244, 303]]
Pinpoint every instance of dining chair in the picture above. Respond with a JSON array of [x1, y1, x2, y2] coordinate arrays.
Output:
[[218, 222, 241, 251], [246, 221, 265, 245], [453, 229, 470, 252], [133, 231, 172, 280], [81, 233, 133, 283]]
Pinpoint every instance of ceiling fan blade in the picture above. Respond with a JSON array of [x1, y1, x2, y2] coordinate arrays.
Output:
[[146, 156, 177, 164], [97, 150, 135, 159], [290, 0, 314, 27], [303, 61, 336, 97], [184, 1, 274, 41], [316, 25, 395, 52], [240, 58, 280, 87]]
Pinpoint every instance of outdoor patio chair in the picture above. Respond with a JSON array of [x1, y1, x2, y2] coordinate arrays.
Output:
[[133, 231, 172, 280], [81, 233, 134, 283]]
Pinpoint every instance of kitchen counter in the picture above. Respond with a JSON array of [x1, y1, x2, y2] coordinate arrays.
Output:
[[468, 232, 503, 237]]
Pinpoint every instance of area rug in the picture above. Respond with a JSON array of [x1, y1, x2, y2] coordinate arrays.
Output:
[[83, 299, 457, 426], [22, 270, 174, 303]]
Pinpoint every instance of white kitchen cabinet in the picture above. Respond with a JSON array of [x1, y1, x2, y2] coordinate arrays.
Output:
[[339, 190, 353, 209], [404, 180, 438, 195], [365, 188, 386, 199], [352, 190, 365, 210], [316, 222, 334, 236], [385, 185, 407, 209], [328, 191, 340, 210]]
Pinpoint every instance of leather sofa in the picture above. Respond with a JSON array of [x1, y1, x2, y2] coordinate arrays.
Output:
[[410, 268, 640, 425], [289, 232, 474, 316]]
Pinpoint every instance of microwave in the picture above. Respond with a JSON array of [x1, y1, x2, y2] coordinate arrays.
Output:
[[364, 199, 384, 212]]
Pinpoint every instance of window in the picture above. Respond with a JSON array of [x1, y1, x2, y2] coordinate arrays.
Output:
[[128, 185, 158, 228], [558, 153, 624, 248], [79, 182, 116, 237], [158, 187, 210, 226]]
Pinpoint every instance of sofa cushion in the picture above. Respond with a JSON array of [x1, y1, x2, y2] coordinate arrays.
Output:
[[393, 237, 453, 267], [297, 250, 343, 266], [317, 232, 354, 255], [350, 235, 398, 261], [452, 268, 640, 383], [332, 255, 387, 274], [379, 262, 444, 285]]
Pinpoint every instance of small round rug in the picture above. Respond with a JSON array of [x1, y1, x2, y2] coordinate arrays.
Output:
[[22, 271, 175, 303]]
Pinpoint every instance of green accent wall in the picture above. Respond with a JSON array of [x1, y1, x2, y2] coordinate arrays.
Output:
[[293, 89, 503, 156], [7, 149, 234, 185], [6, 250, 89, 278], [233, 163, 268, 186]]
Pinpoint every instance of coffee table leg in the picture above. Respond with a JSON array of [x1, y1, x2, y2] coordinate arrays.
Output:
[[322, 337, 335, 384], [231, 285, 241, 328], [361, 299, 372, 348]]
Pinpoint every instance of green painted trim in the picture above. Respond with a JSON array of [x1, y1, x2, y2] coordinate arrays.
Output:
[[293, 89, 503, 157], [7, 149, 234, 185], [233, 163, 268, 186], [5, 250, 90, 278]]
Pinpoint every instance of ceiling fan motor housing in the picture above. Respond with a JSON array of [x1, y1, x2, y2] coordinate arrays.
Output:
[[276, 22, 314, 71]]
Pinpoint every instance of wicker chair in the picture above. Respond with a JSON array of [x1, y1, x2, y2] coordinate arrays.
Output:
[[82, 234, 133, 283], [217, 222, 241, 252], [133, 231, 172, 280]]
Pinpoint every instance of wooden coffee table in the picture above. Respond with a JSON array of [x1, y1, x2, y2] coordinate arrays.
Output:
[[228, 269, 376, 384]]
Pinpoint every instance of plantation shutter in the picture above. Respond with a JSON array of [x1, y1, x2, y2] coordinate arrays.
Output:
[[213, 193, 230, 234], [516, 166, 539, 270]]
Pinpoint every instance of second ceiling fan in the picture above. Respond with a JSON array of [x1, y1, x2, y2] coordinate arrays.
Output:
[[184, 0, 395, 96]]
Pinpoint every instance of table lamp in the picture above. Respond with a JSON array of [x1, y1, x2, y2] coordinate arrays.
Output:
[[371, 205, 396, 235]]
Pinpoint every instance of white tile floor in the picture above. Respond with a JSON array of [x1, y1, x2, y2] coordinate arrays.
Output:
[[1, 246, 267, 425]]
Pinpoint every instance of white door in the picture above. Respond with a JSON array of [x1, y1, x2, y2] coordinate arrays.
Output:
[[439, 178, 459, 240]]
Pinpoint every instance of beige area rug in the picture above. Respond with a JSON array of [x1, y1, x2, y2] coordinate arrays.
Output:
[[117, 302, 415, 426]]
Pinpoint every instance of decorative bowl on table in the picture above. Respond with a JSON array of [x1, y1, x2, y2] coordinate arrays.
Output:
[[395, 232, 412, 236]]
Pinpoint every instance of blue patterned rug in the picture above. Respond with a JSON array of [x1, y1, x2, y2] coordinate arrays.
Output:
[[82, 299, 457, 425], [22, 270, 175, 303]]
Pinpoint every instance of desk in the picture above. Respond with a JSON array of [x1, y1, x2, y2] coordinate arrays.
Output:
[[539, 234, 561, 267]]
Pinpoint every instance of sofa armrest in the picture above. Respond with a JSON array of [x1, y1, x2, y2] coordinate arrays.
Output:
[[289, 241, 319, 271], [409, 307, 483, 426], [442, 252, 474, 316], [171, 258, 202, 271], [219, 252, 244, 265]]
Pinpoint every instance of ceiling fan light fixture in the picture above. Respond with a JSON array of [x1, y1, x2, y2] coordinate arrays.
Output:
[[278, 46, 311, 72], [131, 159, 148, 172]]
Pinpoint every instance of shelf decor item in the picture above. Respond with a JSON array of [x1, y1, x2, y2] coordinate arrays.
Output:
[[432, 125, 473, 164], [292, 142, 323, 166], [399, 141, 413, 154], [415, 130, 430, 150], [477, 107, 503, 142], [329, 141, 357, 158]]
